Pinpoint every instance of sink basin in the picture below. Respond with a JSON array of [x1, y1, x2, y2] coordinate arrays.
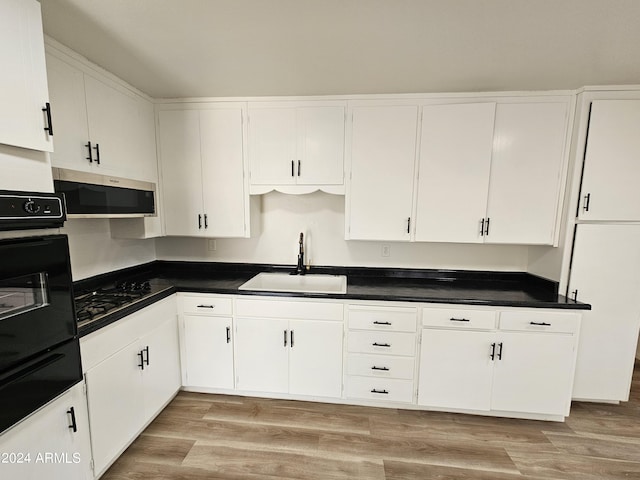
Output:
[[239, 272, 347, 294]]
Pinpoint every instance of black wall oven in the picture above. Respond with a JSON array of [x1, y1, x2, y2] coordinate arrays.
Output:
[[0, 196, 82, 434]]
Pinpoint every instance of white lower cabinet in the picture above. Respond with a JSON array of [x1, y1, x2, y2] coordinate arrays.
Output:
[[0, 382, 92, 480], [234, 298, 344, 399], [418, 306, 580, 419], [80, 296, 180, 478]]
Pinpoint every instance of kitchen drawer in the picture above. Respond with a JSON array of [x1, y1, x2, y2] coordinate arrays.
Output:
[[235, 298, 343, 321], [181, 295, 233, 316], [347, 353, 415, 380], [499, 310, 580, 334], [347, 331, 416, 356], [346, 376, 414, 403], [422, 307, 497, 330], [348, 305, 417, 332]]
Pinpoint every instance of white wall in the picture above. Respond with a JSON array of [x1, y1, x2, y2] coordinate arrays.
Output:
[[156, 191, 529, 271], [61, 219, 156, 280]]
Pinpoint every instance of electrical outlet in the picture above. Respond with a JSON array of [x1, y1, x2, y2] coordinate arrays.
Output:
[[208, 239, 217, 252], [381, 245, 390, 257]]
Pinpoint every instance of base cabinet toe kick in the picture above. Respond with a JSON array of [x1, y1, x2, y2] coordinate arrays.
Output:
[[178, 293, 584, 422]]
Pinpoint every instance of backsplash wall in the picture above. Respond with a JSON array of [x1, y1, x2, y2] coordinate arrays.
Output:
[[156, 191, 530, 271]]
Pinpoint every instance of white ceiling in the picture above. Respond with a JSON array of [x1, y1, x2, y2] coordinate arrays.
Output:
[[40, 0, 640, 98]]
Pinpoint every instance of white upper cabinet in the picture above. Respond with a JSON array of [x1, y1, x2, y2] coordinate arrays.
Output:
[[346, 103, 419, 241], [0, 0, 53, 152], [578, 100, 640, 221], [485, 101, 569, 244], [248, 103, 345, 194], [415, 103, 496, 243], [158, 105, 249, 238], [45, 44, 158, 182]]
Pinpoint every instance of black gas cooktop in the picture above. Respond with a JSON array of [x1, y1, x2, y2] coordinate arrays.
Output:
[[75, 280, 157, 326]]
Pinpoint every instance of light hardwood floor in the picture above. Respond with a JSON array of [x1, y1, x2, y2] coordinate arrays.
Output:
[[103, 364, 640, 479]]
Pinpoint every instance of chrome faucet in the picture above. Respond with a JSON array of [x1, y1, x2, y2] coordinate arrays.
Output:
[[293, 232, 305, 275]]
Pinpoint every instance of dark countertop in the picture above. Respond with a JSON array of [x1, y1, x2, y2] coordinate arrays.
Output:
[[76, 261, 590, 337]]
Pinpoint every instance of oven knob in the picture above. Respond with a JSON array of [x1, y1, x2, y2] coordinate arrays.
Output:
[[23, 200, 41, 214]]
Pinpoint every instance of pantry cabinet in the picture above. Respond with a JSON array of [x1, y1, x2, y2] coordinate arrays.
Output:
[[248, 103, 345, 193], [346, 103, 419, 241], [158, 105, 249, 238], [0, 0, 53, 152], [578, 100, 640, 221], [0, 382, 92, 480]]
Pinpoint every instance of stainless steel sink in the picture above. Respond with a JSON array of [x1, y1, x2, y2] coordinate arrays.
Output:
[[238, 272, 347, 294]]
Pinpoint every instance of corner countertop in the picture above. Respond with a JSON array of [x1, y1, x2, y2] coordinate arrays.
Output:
[[76, 261, 589, 337]]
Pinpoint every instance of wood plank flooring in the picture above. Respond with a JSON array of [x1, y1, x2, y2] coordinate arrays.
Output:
[[103, 363, 640, 479]]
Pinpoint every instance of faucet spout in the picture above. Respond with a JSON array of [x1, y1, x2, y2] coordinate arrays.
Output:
[[294, 232, 305, 275]]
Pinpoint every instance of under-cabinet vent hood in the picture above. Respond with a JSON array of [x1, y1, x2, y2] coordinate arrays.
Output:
[[52, 168, 156, 218]]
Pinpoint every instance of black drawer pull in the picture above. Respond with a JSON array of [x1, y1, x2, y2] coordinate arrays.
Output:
[[94, 143, 101, 164], [530, 322, 551, 326], [67, 407, 77, 433], [226, 326, 231, 343], [373, 321, 392, 325], [42, 102, 53, 135], [86, 141, 93, 163], [197, 304, 215, 308], [497, 342, 503, 360], [450, 317, 470, 322], [583, 193, 591, 212], [490, 342, 496, 360], [372, 342, 391, 348], [371, 389, 389, 394], [144, 346, 150, 366], [371, 366, 390, 371], [138, 350, 145, 370]]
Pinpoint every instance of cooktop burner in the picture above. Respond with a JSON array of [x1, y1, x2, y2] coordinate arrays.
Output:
[[75, 280, 154, 324]]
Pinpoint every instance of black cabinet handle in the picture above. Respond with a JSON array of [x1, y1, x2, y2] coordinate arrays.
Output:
[[291, 160, 294, 177], [484, 217, 490, 236], [571, 289, 578, 302], [86, 141, 93, 163], [490, 342, 496, 360], [583, 193, 591, 212], [373, 321, 392, 325], [226, 326, 231, 343], [144, 346, 150, 366], [497, 342, 503, 360], [290, 330, 295, 347], [372, 342, 391, 348], [298, 160, 301, 176], [138, 350, 145, 370], [42, 103, 53, 135], [450, 317, 470, 322], [204, 214, 208, 229], [197, 304, 215, 309], [198, 214, 202, 229], [480, 218, 485, 236], [67, 406, 77, 433], [371, 389, 389, 394], [407, 217, 411, 234], [371, 366, 390, 371], [530, 321, 551, 326], [284, 329, 288, 347], [94, 143, 101, 164]]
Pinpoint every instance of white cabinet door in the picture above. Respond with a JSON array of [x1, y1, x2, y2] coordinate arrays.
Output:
[[85, 341, 145, 476], [347, 105, 418, 240], [235, 317, 289, 394], [289, 319, 343, 398], [491, 332, 575, 416], [485, 102, 568, 244], [415, 103, 495, 243], [183, 315, 234, 389], [579, 100, 640, 221], [158, 109, 204, 236], [140, 315, 181, 420], [46, 53, 91, 171], [200, 108, 247, 237], [0, 0, 52, 152], [248, 107, 297, 185], [297, 106, 345, 185], [418, 329, 494, 411], [0, 383, 92, 480], [569, 224, 640, 402]]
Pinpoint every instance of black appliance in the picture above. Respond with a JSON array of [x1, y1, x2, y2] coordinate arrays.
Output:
[[0, 190, 66, 231], [75, 280, 153, 326], [0, 231, 82, 433], [52, 167, 155, 218]]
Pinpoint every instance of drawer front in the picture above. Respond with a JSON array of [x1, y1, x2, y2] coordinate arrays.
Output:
[[181, 295, 233, 316], [347, 331, 416, 356], [348, 305, 417, 332], [346, 376, 414, 403], [347, 354, 414, 380], [499, 310, 581, 334], [422, 307, 497, 330], [235, 298, 343, 321]]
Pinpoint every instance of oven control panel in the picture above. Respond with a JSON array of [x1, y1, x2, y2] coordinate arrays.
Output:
[[0, 191, 66, 230]]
